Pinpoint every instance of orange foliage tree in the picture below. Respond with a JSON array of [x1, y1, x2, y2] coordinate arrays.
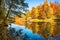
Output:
[[26, 1, 60, 40]]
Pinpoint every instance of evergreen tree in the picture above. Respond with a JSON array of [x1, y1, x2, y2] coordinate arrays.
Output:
[[0, 0, 28, 40]]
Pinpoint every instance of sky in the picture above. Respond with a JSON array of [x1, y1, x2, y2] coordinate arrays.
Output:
[[25, 0, 60, 10]]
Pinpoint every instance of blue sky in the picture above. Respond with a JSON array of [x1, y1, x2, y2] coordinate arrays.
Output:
[[25, 0, 60, 10]]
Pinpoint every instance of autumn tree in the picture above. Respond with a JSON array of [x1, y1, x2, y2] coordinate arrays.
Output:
[[55, 4, 60, 36], [25, 0, 60, 40]]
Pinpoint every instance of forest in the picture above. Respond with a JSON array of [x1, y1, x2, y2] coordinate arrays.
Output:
[[0, 0, 60, 40]]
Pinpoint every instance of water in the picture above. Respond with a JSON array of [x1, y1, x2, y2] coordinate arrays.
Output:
[[9, 23, 45, 40], [9, 23, 60, 40]]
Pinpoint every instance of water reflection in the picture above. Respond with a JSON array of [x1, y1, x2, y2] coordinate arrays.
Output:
[[25, 18, 60, 40], [10, 18, 60, 40], [9, 24, 45, 40], [9, 18, 60, 40]]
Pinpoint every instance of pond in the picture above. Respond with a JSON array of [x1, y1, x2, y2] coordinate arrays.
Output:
[[8, 23, 60, 40]]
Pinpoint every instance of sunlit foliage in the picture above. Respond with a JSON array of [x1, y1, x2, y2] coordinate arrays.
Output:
[[25, 1, 60, 40]]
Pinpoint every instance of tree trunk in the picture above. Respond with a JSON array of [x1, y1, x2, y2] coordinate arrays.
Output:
[[0, 0, 13, 40], [0, 0, 8, 40], [0, 24, 8, 40]]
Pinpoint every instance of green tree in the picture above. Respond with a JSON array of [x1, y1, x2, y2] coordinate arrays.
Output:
[[0, 0, 28, 40]]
